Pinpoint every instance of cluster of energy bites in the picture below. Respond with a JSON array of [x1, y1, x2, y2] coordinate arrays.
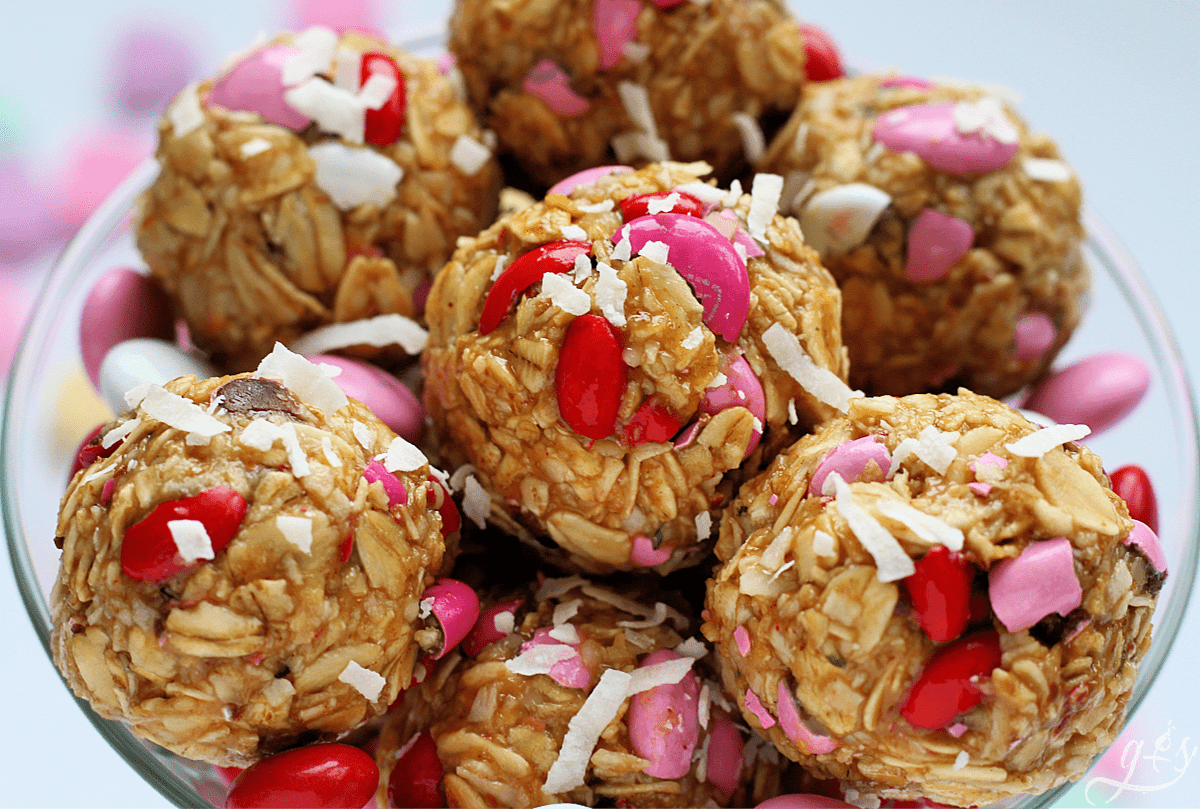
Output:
[[51, 4, 1167, 809]]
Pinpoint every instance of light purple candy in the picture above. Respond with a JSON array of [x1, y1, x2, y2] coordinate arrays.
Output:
[[627, 649, 701, 778], [111, 22, 199, 114], [700, 353, 765, 458], [755, 795, 857, 809], [904, 207, 974, 282], [289, 0, 382, 34], [1023, 352, 1150, 437], [704, 719, 744, 801], [808, 435, 892, 497], [206, 45, 312, 130], [363, 458, 408, 509], [1013, 312, 1057, 360], [309, 354, 424, 442], [873, 102, 1019, 175], [0, 157, 60, 262], [1125, 519, 1167, 574], [422, 578, 481, 660], [988, 536, 1082, 632], [81, 267, 175, 388], [547, 164, 632, 196], [614, 213, 750, 342]]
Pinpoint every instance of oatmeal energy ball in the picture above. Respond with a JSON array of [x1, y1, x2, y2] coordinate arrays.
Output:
[[704, 390, 1166, 806], [377, 576, 782, 808], [423, 161, 849, 574], [449, 0, 807, 187], [51, 347, 455, 767], [137, 26, 502, 369], [759, 73, 1087, 398]]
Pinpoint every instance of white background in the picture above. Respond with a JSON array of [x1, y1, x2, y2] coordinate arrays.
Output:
[[1, 1, 1197, 807]]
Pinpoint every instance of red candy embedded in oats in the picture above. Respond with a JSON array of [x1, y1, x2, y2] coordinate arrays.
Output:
[[1110, 464, 1158, 534], [904, 546, 975, 643], [386, 730, 446, 808], [477, 240, 592, 335], [900, 630, 1002, 730], [623, 396, 683, 445], [120, 486, 248, 582], [361, 52, 406, 146], [71, 423, 115, 477], [619, 190, 705, 222], [225, 743, 378, 809], [800, 23, 844, 82], [555, 313, 627, 440], [426, 474, 460, 537]]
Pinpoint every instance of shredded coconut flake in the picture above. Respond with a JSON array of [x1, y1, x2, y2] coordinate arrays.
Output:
[[576, 199, 615, 214], [674, 181, 725, 205], [953, 750, 970, 770], [553, 599, 582, 626], [382, 436, 426, 472], [616, 81, 659, 137], [681, 327, 704, 350], [627, 657, 694, 695], [338, 660, 386, 702], [543, 669, 632, 794], [351, 421, 376, 451], [168, 83, 204, 137], [538, 272, 591, 316], [763, 323, 860, 412], [307, 141, 403, 209], [507, 643, 577, 677], [238, 419, 283, 452], [1006, 423, 1090, 457], [559, 223, 589, 242], [285, 77, 365, 142], [695, 511, 713, 540], [875, 499, 964, 550], [616, 601, 669, 630], [915, 425, 959, 474], [490, 254, 508, 282], [747, 174, 783, 241], [759, 526, 793, 572], [723, 179, 743, 208], [279, 422, 311, 477], [593, 260, 628, 327], [257, 343, 348, 414], [647, 192, 681, 214], [732, 112, 766, 166], [276, 514, 314, 553], [812, 529, 836, 558], [536, 575, 587, 602], [1023, 157, 1073, 182], [169, 519, 214, 564], [282, 26, 338, 85], [698, 683, 712, 730], [102, 418, 141, 448], [320, 435, 342, 467], [291, 313, 427, 356], [240, 137, 273, 158], [138, 385, 231, 437], [357, 71, 397, 110], [637, 239, 670, 265], [611, 235, 632, 263], [832, 474, 915, 582], [462, 474, 490, 528], [548, 623, 580, 644], [332, 46, 361, 92], [675, 637, 708, 659], [449, 134, 493, 175], [494, 611, 515, 634]]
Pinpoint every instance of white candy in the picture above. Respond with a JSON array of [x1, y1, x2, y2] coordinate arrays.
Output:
[[800, 183, 892, 254]]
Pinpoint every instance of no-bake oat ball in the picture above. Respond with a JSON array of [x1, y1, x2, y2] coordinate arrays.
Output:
[[759, 73, 1087, 398], [448, 0, 807, 187], [704, 390, 1165, 806], [136, 26, 502, 369], [377, 575, 782, 808], [51, 347, 455, 767], [422, 161, 850, 574]]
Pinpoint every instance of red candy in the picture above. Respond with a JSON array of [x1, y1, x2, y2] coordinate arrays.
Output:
[[477, 241, 592, 335], [386, 731, 445, 808], [619, 190, 704, 222], [903, 547, 975, 643], [1110, 464, 1159, 534], [800, 23, 844, 82], [426, 475, 461, 537], [71, 424, 115, 478], [361, 52, 406, 146], [900, 631, 1002, 730], [623, 396, 682, 445], [121, 486, 248, 582], [225, 744, 378, 809], [555, 314, 627, 440]]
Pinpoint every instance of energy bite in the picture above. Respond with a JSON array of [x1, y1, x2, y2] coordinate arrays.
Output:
[[51, 347, 455, 767], [759, 74, 1087, 398], [136, 26, 502, 369], [377, 576, 782, 808], [448, 0, 807, 187], [422, 161, 850, 574], [704, 390, 1165, 806]]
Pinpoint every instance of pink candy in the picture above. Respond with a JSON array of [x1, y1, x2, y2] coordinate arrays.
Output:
[[755, 795, 858, 809], [776, 680, 838, 755], [463, 598, 524, 657], [520, 627, 590, 689], [878, 75, 935, 90], [614, 213, 750, 342], [1125, 519, 1167, 574], [626, 650, 701, 778], [743, 687, 775, 729], [1013, 312, 1057, 361], [700, 352, 766, 458], [363, 459, 408, 509], [873, 102, 1019, 175], [547, 164, 633, 197], [594, 0, 642, 70], [308, 354, 424, 442], [904, 207, 974, 282], [523, 59, 591, 117], [1024, 352, 1150, 436], [206, 45, 312, 130], [988, 537, 1082, 632], [421, 578, 481, 660], [630, 534, 672, 567], [808, 435, 892, 497], [80, 267, 175, 388], [704, 719, 744, 801]]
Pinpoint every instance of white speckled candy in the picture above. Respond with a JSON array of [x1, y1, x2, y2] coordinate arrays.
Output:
[[873, 101, 1019, 175], [80, 267, 175, 388], [626, 649, 700, 778], [808, 435, 892, 496], [800, 182, 891, 255], [904, 207, 974, 282], [988, 536, 1082, 632], [308, 354, 424, 441], [98, 337, 218, 415], [206, 45, 312, 130], [1023, 352, 1150, 436]]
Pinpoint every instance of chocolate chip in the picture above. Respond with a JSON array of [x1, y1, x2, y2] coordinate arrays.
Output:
[[215, 377, 302, 417]]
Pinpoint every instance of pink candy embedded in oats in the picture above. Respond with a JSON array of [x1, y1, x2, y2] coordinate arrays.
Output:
[[422, 578, 482, 660], [626, 649, 701, 778], [904, 207, 975, 282], [808, 435, 891, 496], [873, 101, 1020, 175], [547, 164, 634, 196], [462, 598, 524, 657], [988, 537, 1082, 632], [1024, 352, 1150, 436], [522, 59, 591, 117], [1014, 312, 1058, 361], [593, 0, 643, 70], [613, 212, 751, 342], [700, 352, 766, 458], [878, 75, 935, 90], [743, 687, 776, 729], [363, 458, 408, 509], [520, 627, 591, 689], [206, 45, 312, 130], [1124, 519, 1167, 574], [630, 534, 673, 567], [776, 681, 838, 755]]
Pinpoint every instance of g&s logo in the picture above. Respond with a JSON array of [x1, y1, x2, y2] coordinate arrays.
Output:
[[1085, 722, 1197, 805]]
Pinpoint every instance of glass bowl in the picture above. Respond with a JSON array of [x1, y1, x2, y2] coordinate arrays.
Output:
[[5, 152, 1198, 806]]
